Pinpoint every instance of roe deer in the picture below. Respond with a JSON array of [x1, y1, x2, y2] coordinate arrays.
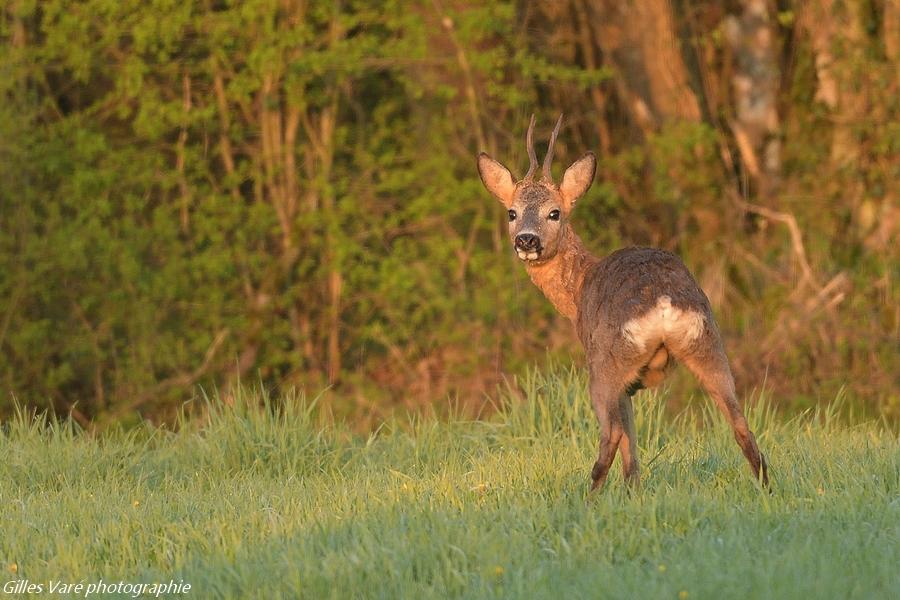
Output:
[[477, 115, 769, 491]]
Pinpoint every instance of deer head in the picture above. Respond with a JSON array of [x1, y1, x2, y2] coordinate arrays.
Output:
[[477, 114, 596, 263]]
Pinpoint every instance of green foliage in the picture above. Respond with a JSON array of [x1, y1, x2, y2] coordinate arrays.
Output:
[[0, 0, 897, 423], [1, 372, 898, 598]]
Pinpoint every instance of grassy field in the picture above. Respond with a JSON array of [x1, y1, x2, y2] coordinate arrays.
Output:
[[2, 368, 898, 599]]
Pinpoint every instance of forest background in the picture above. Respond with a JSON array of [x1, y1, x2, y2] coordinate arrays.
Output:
[[1, 0, 897, 427]]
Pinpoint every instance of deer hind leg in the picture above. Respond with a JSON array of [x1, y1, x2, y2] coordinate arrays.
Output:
[[618, 393, 640, 487], [681, 342, 769, 486], [588, 368, 628, 492]]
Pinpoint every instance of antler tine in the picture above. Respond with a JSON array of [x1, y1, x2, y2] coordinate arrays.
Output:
[[523, 114, 538, 181], [541, 113, 564, 183]]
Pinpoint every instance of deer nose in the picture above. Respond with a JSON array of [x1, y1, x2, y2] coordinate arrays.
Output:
[[515, 233, 541, 251]]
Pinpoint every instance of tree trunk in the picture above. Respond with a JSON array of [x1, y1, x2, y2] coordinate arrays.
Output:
[[317, 102, 342, 385], [572, 0, 612, 154], [885, 0, 899, 63], [724, 0, 781, 199], [589, 0, 702, 133], [803, 0, 869, 167]]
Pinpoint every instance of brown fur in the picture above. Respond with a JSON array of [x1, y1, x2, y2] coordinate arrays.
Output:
[[524, 227, 596, 320], [477, 116, 769, 492]]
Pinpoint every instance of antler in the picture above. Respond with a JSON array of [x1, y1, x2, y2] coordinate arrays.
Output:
[[523, 114, 538, 181], [541, 113, 563, 182]]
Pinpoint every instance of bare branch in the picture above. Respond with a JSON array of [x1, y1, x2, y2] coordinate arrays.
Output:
[[107, 328, 230, 422], [213, 68, 240, 201], [176, 72, 192, 232], [731, 192, 820, 291]]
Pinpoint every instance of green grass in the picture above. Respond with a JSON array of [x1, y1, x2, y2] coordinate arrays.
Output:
[[2, 368, 898, 599]]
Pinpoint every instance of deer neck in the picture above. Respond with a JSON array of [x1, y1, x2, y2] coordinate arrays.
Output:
[[525, 226, 597, 322]]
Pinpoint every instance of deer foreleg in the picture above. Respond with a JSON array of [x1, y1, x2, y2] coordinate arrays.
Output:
[[589, 371, 625, 492]]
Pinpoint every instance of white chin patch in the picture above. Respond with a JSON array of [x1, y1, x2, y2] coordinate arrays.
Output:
[[516, 250, 541, 261], [527, 252, 539, 260]]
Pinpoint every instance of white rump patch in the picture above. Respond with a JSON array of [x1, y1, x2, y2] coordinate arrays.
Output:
[[621, 296, 705, 353]]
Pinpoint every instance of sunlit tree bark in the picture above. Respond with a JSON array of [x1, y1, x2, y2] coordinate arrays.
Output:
[[884, 0, 899, 62], [588, 0, 702, 133], [724, 0, 781, 198], [803, 0, 869, 166]]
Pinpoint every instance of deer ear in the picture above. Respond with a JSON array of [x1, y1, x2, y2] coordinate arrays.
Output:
[[559, 152, 596, 211], [477, 153, 516, 207]]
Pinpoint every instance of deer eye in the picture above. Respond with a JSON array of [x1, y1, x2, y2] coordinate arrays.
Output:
[[508, 209, 517, 222], [548, 209, 560, 221]]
